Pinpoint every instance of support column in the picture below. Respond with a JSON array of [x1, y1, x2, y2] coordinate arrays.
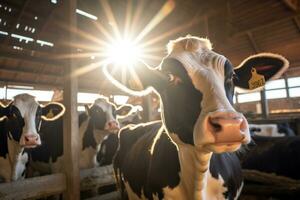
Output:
[[62, 0, 80, 199], [142, 95, 152, 122], [260, 89, 269, 119]]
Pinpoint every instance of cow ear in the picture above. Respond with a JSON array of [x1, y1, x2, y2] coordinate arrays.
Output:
[[233, 53, 289, 91], [0, 101, 11, 121], [103, 61, 169, 96], [115, 104, 134, 117], [41, 102, 66, 121]]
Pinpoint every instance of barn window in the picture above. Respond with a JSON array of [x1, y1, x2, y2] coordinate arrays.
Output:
[[289, 88, 300, 97], [5, 88, 53, 101], [77, 92, 101, 103], [287, 77, 300, 98], [265, 79, 285, 90], [266, 89, 287, 99], [237, 92, 261, 103], [264, 79, 287, 99], [77, 106, 86, 112], [113, 95, 129, 105], [0, 87, 5, 99]]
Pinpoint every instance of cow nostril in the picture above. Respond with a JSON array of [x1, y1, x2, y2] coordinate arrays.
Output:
[[25, 137, 29, 142], [208, 117, 222, 133]]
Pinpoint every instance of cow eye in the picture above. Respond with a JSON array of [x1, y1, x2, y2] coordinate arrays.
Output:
[[168, 73, 182, 85]]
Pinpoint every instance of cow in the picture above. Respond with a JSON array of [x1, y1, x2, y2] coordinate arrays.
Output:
[[249, 123, 295, 137], [0, 93, 65, 182], [102, 35, 289, 200], [241, 135, 300, 180], [117, 104, 143, 127], [27, 97, 133, 174], [97, 105, 144, 166]]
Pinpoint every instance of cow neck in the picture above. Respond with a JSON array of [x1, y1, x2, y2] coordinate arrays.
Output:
[[7, 134, 24, 180], [169, 133, 212, 200]]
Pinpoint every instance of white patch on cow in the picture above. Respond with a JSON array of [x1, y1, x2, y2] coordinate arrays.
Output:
[[0, 136, 28, 181], [234, 182, 243, 200], [13, 94, 41, 146], [164, 133, 212, 200], [249, 124, 284, 137], [206, 173, 227, 200], [124, 181, 160, 200], [163, 133, 233, 200]]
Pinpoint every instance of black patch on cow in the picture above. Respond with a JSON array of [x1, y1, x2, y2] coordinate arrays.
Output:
[[29, 118, 63, 163], [6, 105, 24, 142], [114, 121, 181, 200], [224, 60, 235, 105], [0, 104, 26, 158], [242, 136, 300, 180], [97, 134, 119, 166], [159, 58, 202, 145], [0, 120, 8, 158], [210, 153, 243, 200]]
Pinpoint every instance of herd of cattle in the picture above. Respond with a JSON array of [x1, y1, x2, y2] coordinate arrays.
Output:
[[1, 36, 300, 200]]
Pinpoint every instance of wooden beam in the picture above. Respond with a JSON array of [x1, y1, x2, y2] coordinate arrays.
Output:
[[86, 192, 120, 200], [246, 31, 260, 53], [0, 49, 64, 67], [0, 66, 62, 77], [282, 0, 299, 11], [62, 0, 80, 199], [0, 173, 66, 200], [293, 16, 300, 31], [232, 14, 300, 38], [4, 0, 31, 45], [80, 165, 115, 191]]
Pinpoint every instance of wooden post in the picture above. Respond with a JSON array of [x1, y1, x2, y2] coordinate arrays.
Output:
[[62, 0, 80, 199], [142, 95, 152, 122], [260, 89, 269, 119]]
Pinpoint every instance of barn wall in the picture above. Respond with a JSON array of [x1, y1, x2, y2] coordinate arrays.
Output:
[[236, 97, 300, 114]]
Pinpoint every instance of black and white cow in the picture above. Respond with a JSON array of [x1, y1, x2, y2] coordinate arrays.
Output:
[[117, 104, 143, 127], [0, 94, 65, 182], [97, 104, 144, 166], [28, 97, 132, 174], [103, 35, 289, 199]]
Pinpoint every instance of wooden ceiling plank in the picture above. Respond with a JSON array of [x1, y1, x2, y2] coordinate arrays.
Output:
[[4, 0, 31, 44], [246, 31, 260, 53]]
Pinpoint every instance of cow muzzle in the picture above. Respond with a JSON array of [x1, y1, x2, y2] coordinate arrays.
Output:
[[20, 134, 41, 148], [205, 111, 248, 145], [105, 120, 120, 133]]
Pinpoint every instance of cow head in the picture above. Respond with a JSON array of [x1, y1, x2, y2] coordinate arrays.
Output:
[[84, 97, 133, 133], [0, 93, 65, 148], [103, 36, 289, 153]]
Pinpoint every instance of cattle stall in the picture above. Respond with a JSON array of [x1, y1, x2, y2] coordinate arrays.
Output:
[[0, 0, 300, 199]]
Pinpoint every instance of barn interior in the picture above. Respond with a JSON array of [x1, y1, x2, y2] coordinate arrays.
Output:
[[0, 0, 300, 199]]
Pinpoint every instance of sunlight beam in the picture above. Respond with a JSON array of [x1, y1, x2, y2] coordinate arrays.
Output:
[[140, 16, 201, 48], [100, 0, 122, 40], [134, 0, 175, 44]]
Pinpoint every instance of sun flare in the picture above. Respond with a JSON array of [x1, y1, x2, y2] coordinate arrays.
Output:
[[105, 39, 143, 65]]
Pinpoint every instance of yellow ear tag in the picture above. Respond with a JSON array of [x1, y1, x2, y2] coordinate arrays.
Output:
[[248, 68, 265, 89], [46, 109, 54, 119]]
